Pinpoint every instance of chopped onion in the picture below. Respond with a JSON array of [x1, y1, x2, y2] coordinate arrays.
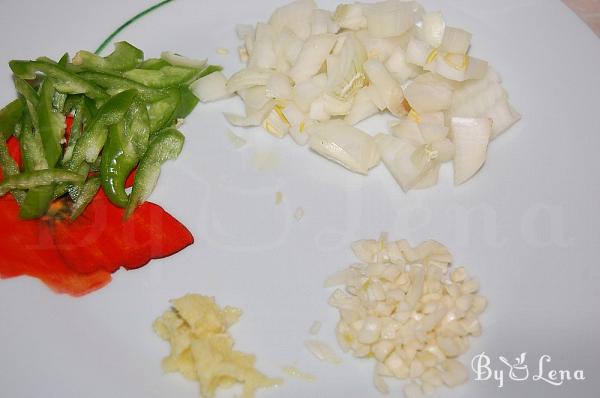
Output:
[[345, 87, 379, 125], [333, 3, 367, 30], [363, 59, 405, 116], [440, 27, 472, 55], [266, 73, 293, 99], [385, 47, 422, 84], [227, 67, 273, 93], [451, 117, 491, 184], [289, 33, 337, 83], [249, 23, 277, 69], [309, 120, 380, 174], [269, 0, 316, 40], [193, 72, 231, 102], [223, 0, 520, 192], [404, 72, 455, 113], [364, 0, 416, 38], [419, 11, 445, 48]]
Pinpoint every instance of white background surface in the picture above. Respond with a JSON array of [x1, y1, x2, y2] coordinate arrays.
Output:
[[0, 1, 599, 397]]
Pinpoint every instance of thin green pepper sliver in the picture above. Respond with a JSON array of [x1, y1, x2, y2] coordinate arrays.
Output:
[[37, 79, 65, 167], [124, 127, 184, 218], [0, 169, 85, 196], [77, 71, 168, 102], [123, 66, 198, 88], [0, 140, 25, 204], [70, 176, 101, 221], [0, 99, 23, 140], [10, 60, 108, 101], [73, 41, 144, 72]]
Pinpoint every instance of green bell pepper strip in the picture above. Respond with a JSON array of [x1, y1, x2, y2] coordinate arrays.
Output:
[[9, 60, 108, 101], [0, 140, 26, 204], [61, 96, 86, 164], [20, 79, 66, 219], [100, 99, 150, 207], [123, 66, 198, 88], [18, 114, 52, 219], [0, 169, 85, 196], [124, 127, 184, 218], [14, 78, 40, 131], [77, 71, 168, 102], [70, 176, 101, 221], [139, 58, 170, 70], [19, 114, 47, 172], [73, 41, 143, 72], [147, 86, 199, 133], [0, 99, 24, 140], [67, 89, 138, 170], [36, 79, 64, 167]]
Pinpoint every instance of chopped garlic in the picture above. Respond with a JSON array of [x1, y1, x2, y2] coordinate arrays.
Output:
[[216, 47, 230, 55], [153, 294, 281, 398], [282, 366, 316, 381], [294, 207, 305, 221], [305, 340, 342, 364], [326, 236, 486, 397], [309, 320, 322, 335], [275, 191, 283, 205]]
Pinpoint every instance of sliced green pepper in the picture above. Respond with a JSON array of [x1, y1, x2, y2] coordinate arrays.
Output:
[[73, 41, 143, 72], [19, 113, 47, 172], [67, 89, 138, 170], [0, 99, 24, 140], [0, 169, 85, 197], [14, 78, 40, 131], [147, 86, 199, 133], [124, 127, 184, 218], [36, 79, 64, 167], [139, 58, 170, 70], [10, 60, 108, 101], [123, 66, 198, 88], [0, 140, 25, 204], [100, 99, 150, 207], [77, 71, 168, 102], [70, 176, 101, 220]]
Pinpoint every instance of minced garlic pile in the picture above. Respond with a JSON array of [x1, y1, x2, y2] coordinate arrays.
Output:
[[326, 236, 486, 397], [153, 294, 281, 398]]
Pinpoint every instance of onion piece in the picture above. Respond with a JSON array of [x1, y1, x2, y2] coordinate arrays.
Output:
[[326, 33, 368, 100], [309, 120, 380, 174], [345, 87, 379, 125], [333, 3, 367, 30], [289, 33, 337, 83], [266, 73, 293, 99], [275, 28, 304, 67], [440, 27, 472, 55], [451, 117, 491, 185], [227, 67, 273, 93], [269, 0, 316, 40], [160, 52, 207, 69], [355, 30, 408, 62], [311, 9, 340, 35], [420, 11, 445, 48], [385, 47, 422, 84], [192, 72, 231, 102], [404, 72, 455, 113], [363, 59, 405, 116], [248, 23, 277, 69], [364, 0, 416, 38]]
